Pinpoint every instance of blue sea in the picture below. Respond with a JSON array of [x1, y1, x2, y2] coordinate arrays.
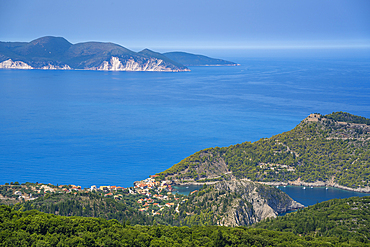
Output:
[[1, 51, 370, 206]]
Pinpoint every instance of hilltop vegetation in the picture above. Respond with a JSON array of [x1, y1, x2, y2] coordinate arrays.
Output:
[[158, 112, 370, 189], [1, 204, 367, 246], [12, 192, 153, 226], [325, 111, 370, 125], [254, 196, 370, 244]]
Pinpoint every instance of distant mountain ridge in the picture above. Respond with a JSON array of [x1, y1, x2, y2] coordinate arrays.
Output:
[[0, 36, 238, 71]]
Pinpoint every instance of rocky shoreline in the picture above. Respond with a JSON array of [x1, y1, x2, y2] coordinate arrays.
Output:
[[171, 178, 370, 193], [258, 179, 370, 193]]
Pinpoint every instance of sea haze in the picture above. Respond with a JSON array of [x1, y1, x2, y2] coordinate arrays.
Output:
[[0, 54, 370, 189]]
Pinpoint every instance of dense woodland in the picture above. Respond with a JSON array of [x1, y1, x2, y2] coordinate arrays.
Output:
[[255, 196, 370, 244], [12, 192, 153, 226], [325, 111, 370, 125], [1, 204, 368, 246], [159, 112, 370, 188]]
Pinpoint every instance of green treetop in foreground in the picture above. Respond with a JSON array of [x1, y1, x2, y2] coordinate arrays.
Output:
[[254, 196, 370, 244], [0, 205, 368, 246]]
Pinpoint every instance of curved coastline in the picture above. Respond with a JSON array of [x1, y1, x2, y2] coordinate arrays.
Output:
[[170, 179, 370, 193], [258, 180, 370, 193]]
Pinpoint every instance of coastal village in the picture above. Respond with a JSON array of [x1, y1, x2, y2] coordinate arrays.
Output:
[[0, 176, 195, 217]]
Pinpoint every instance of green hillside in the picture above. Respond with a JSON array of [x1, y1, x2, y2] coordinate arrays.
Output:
[[254, 196, 370, 244], [158, 112, 370, 189]]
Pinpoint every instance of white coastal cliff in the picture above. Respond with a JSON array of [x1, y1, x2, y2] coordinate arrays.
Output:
[[41, 64, 72, 70], [0, 59, 33, 69], [93, 57, 190, 72], [0, 57, 189, 72], [0, 59, 72, 70]]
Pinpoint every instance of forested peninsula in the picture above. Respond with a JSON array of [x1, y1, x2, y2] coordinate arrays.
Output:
[[158, 112, 370, 192], [255, 196, 370, 243], [2, 111, 370, 246]]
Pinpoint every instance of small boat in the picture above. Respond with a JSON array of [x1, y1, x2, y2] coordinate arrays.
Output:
[[326, 187, 328, 190], [303, 187, 306, 190], [283, 186, 286, 187], [276, 186, 279, 188], [186, 187, 189, 189], [310, 186, 313, 189]]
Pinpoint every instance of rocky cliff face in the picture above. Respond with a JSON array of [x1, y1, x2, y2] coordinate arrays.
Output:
[[0, 59, 72, 70], [0, 59, 33, 69], [213, 180, 303, 226], [40, 64, 72, 70], [0, 56, 189, 72], [182, 180, 303, 227]]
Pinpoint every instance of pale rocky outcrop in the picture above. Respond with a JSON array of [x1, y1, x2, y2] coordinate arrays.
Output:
[[213, 180, 303, 226], [41, 64, 72, 70], [0, 59, 33, 69], [186, 180, 303, 227], [0, 57, 189, 72], [93, 56, 189, 72]]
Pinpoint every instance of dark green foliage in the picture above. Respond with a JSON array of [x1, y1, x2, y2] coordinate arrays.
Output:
[[255, 196, 370, 243], [325, 111, 370, 125], [11, 192, 153, 226], [1, 205, 365, 246]]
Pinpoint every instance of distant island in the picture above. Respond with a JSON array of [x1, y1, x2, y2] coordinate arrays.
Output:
[[0, 36, 238, 72]]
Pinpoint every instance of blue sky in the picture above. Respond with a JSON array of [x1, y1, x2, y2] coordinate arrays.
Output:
[[0, 0, 369, 51]]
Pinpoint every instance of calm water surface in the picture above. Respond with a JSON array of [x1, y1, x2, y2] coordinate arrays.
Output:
[[278, 186, 370, 207], [172, 185, 203, 196], [1, 56, 370, 194]]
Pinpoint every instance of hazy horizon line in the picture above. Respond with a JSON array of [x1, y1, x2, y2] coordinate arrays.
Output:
[[1, 35, 369, 51]]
